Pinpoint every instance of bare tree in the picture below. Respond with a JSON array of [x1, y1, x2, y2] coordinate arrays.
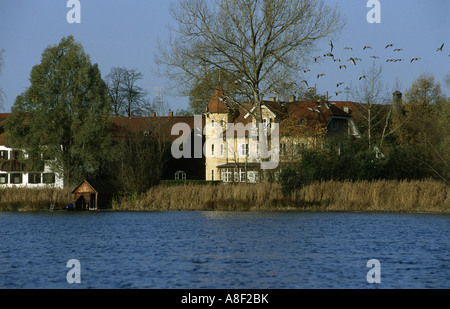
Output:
[[122, 69, 147, 117], [105, 67, 147, 117], [156, 0, 344, 127], [105, 67, 127, 117], [351, 63, 388, 151]]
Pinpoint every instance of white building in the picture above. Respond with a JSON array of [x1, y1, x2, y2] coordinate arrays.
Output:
[[0, 114, 64, 188]]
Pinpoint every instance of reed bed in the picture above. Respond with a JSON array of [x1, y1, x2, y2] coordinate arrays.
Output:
[[0, 187, 72, 211], [1, 179, 448, 213], [295, 179, 449, 213], [113, 179, 449, 214]]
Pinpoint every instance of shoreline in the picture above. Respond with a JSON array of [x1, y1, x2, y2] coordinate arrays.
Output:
[[1, 179, 449, 214]]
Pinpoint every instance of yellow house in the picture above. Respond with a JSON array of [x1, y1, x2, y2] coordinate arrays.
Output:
[[204, 87, 361, 183]]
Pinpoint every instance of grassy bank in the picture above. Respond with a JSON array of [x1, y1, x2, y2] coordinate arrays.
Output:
[[1, 179, 449, 213], [113, 179, 450, 214]]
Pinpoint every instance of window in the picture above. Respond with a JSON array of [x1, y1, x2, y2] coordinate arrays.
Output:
[[211, 144, 215, 157], [240, 169, 246, 182], [247, 171, 258, 183], [330, 119, 339, 131], [221, 169, 232, 182], [238, 143, 249, 157], [280, 143, 287, 156], [262, 118, 267, 128], [0, 174, 8, 184], [175, 171, 186, 180], [43, 173, 56, 184], [211, 169, 215, 181], [0, 150, 8, 160], [220, 119, 225, 127], [211, 119, 215, 128], [28, 173, 42, 184], [293, 142, 299, 155], [10, 173, 22, 184]]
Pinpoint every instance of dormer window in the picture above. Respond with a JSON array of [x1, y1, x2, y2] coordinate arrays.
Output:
[[0, 150, 8, 160], [330, 119, 339, 131]]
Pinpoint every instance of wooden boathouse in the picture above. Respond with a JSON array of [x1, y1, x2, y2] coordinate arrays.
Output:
[[71, 180, 99, 211]]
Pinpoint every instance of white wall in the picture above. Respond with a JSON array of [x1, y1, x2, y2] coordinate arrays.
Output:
[[0, 145, 64, 188]]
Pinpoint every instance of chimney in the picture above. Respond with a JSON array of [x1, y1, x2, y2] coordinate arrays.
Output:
[[289, 95, 296, 103], [168, 110, 173, 117], [392, 91, 403, 114]]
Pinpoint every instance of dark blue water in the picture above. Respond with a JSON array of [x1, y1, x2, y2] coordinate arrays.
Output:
[[0, 212, 448, 289]]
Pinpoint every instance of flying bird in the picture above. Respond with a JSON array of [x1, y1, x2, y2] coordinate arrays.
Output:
[[314, 56, 321, 62], [348, 58, 356, 65], [324, 52, 334, 58], [385, 44, 393, 49], [370, 56, 380, 59], [303, 69, 310, 73], [301, 80, 308, 87], [386, 59, 395, 62], [394, 58, 404, 62], [333, 58, 341, 62], [335, 91, 342, 96], [410, 57, 421, 62], [336, 82, 344, 87], [394, 48, 403, 52], [317, 73, 325, 78], [359, 75, 366, 80], [344, 47, 353, 50], [329, 40, 334, 52], [363, 46, 372, 50], [436, 43, 444, 51], [354, 57, 362, 61], [339, 65, 346, 69]]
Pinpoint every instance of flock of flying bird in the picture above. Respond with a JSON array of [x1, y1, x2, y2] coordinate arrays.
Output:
[[300, 41, 447, 98]]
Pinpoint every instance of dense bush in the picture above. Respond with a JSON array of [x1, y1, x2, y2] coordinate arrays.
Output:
[[279, 137, 443, 197]]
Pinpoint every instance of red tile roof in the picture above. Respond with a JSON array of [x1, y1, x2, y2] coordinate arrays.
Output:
[[111, 115, 205, 142], [207, 86, 229, 114], [262, 100, 352, 128]]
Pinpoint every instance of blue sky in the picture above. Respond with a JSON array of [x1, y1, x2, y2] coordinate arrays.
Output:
[[0, 0, 449, 113]]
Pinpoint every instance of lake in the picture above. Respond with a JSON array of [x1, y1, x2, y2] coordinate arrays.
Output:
[[0, 211, 448, 289]]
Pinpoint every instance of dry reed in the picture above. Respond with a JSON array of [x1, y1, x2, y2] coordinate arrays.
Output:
[[113, 179, 449, 214], [1, 179, 448, 213], [0, 187, 72, 211], [295, 179, 449, 213]]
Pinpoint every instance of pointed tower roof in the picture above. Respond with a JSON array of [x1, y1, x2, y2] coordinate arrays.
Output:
[[207, 85, 229, 113]]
